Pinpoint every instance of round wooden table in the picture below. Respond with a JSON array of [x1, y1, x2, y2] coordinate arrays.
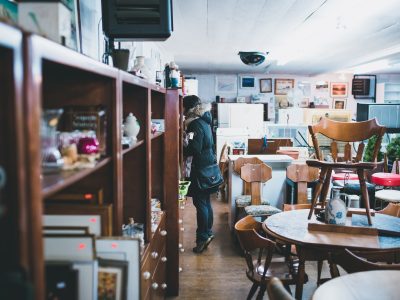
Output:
[[263, 210, 400, 299], [312, 270, 400, 300]]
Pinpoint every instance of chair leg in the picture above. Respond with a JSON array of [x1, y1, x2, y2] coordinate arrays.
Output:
[[247, 283, 259, 300], [319, 168, 332, 209], [308, 167, 328, 220], [317, 260, 323, 285], [256, 285, 266, 300], [284, 284, 292, 295], [357, 169, 373, 225]]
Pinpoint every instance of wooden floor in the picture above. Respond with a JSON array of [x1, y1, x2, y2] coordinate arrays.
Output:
[[167, 194, 331, 300]]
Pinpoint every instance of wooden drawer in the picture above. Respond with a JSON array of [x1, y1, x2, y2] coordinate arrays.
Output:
[[149, 214, 167, 271], [150, 247, 167, 300], [141, 250, 152, 300]]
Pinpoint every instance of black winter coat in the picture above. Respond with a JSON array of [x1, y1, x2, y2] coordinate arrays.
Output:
[[184, 111, 218, 196]]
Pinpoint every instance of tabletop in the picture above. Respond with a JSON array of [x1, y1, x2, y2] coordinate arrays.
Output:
[[263, 209, 400, 250], [312, 270, 400, 300], [228, 154, 293, 163]]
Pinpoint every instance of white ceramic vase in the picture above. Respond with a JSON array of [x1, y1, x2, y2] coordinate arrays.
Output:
[[124, 113, 140, 142], [133, 56, 151, 79], [325, 187, 347, 225]]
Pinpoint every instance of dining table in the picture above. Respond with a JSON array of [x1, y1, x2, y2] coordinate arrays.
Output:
[[312, 270, 400, 300], [262, 209, 400, 300]]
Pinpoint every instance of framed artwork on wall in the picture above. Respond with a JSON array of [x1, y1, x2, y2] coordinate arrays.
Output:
[[216, 75, 237, 93], [330, 82, 348, 98], [333, 98, 347, 109], [240, 76, 255, 88], [260, 78, 272, 93], [274, 78, 294, 95]]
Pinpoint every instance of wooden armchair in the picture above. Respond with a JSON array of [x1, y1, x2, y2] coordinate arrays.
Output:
[[306, 118, 386, 225], [235, 216, 301, 300]]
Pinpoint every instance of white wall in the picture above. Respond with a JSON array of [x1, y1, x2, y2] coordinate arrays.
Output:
[[186, 72, 358, 116], [77, 0, 174, 83]]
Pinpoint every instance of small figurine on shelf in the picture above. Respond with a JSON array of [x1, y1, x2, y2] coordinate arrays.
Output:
[[122, 218, 144, 248], [123, 113, 140, 144], [169, 61, 180, 88]]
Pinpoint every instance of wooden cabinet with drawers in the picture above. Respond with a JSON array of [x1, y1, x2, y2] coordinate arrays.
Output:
[[0, 22, 181, 299]]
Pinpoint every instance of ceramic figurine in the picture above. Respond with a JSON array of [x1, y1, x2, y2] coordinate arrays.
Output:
[[124, 113, 140, 142], [325, 187, 348, 225], [132, 56, 151, 79]]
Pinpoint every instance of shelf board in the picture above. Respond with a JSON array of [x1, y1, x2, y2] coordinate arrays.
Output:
[[42, 157, 112, 198], [122, 140, 145, 156], [151, 131, 164, 140]]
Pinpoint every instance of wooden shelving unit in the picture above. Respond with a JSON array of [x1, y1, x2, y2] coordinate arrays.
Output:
[[0, 23, 31, 299], [0, 23, 181, 299]]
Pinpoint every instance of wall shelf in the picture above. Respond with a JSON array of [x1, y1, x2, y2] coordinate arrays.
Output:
[[122, 140, 145, 156], [41, 157, 112, 198]]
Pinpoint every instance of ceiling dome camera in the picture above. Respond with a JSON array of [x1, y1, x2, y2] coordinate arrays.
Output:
[[238, 51, 268, 66]]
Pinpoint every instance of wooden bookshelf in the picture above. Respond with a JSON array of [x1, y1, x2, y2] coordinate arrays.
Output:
[[0, 26, 182, 299]]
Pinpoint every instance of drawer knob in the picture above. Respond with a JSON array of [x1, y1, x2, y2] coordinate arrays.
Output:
[[142, 271, 151, 280], [179, 267, 183, 272], [160, 230, 167, 236], [161, 256, 167, 262], [161, 283, 167, 290], [152, 283, 159, 290], [180, 248, 185, 253], [178, 219, 183, 224], [180, 227, 185, 231], [151, 251, 159, 259], [178, 243, 183, 248]]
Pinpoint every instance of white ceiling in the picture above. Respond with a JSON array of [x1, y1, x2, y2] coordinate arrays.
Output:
[[159, 0, 400, 75]]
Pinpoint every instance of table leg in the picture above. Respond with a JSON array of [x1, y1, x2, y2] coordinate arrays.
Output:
[[295, 246, 306, 300]]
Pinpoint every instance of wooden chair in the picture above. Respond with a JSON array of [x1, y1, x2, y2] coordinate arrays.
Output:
[[240, 163, 281, 217], [235, 216, 301, 300], [267, 278, 295, 300], [377, 202, 400, 217], [330, 248, 400, 277], [286, 164, 319, 204], [233, 157, 271, 208], [307, 118, 386, 225]]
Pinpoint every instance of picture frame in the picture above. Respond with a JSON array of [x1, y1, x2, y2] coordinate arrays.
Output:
[[44, 234, 98, 300], [96, 238, 140, 300], [46, 262, 79, 300], [330, 82, 348, 98], [65, 0, 82, 53], [299, 97, 310, 108], [98, 258, 128, 300], [260, 78, 272, 93], [274, 78, 294, 95], [333, 98, 347, 109], [240, 76, 255, 88], [45, 203, 113, 236], [215, 75, 237, 93], [236, 96, 246, 103]]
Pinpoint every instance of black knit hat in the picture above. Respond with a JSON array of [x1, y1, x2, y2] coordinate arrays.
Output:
[[183, 95, 201, 112]]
